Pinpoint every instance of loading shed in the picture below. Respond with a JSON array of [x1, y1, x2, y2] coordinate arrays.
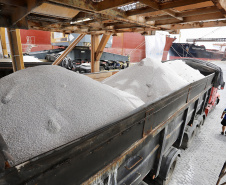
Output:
[[0, 0, 226, 73], [0, 1, 226, 185]]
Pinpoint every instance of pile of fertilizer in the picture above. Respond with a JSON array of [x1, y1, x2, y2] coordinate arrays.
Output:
[[102, 58, 189, 103], [164, 60, 204, 83], [0, 65, 144, 165]]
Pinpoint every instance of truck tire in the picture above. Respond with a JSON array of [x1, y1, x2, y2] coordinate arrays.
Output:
[[216, 97, 220, 105], [211, 97, 219, 112], [181, 128, 197, 149], [144, 147, 180, 185], [195, 114, 205, 127], [199, 117, 205, 126], [100, 66, 105, 71], [155, 158, 177, 185], [194, 120, 202, 135], [194, 115, 205, 135], [61, 58, 69, 69]]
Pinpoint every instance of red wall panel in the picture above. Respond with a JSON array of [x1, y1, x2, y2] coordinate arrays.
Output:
[[112, 33, 145, 50], [20, 29, 51, 45], [110, 33, 145, 62], [123, 33, 145, 49]]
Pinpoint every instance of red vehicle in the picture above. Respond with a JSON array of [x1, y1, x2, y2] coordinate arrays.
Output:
[[205, 87, 221, 116]]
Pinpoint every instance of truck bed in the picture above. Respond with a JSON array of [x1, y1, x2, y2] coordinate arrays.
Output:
[[0, 60, 220, 185]]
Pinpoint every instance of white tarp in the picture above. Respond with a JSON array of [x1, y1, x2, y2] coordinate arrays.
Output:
[[145, 31, 168, 61]]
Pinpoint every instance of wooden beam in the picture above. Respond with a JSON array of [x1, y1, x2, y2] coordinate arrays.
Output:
[[0, 0, 26, 7], [91, 34, 100, 73], [166, 19, 226, 30], [101, 14, 155, 29], [177, 6, 219, 17], [52, 34, 86, 65], [7, 28, 24, 72], [146, 6, 219, 21], [0, 16, 10, 27], [126, 0, 160, 16], [163, 9, 183, 21], [96, 0, 135, 11], [139, 0, 160, 10], [139, 0, 183, 21], [48, 0, 154, 28], [155, 12, 224, 25], [96, 34, 111, 61], [160, 0, 210, 10], [113, 24, 144, 30], [174, 1, 214, 11], [218, 0, 226, 10], [11, 0, 44, 26], [0, 28, 8, 57], [32, 2, 80, 19], [71, 12, 87, 22], [85, 71, 114, 82], [146, 15, 173, 22], [49, 0, 126, 18], [126, 7, 156, 16], [127, 0, 210, 16], [14, 18, 29, 29], [211, 0, 226, 17]]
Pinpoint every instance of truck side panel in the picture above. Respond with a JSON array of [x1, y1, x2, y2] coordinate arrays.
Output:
[[164, 112, 185, 152], [0, 74, 215, 185]]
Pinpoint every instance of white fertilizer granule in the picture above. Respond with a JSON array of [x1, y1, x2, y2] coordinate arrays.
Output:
[[164, 60, 204, 83], [0, 65, 144, 165], [103, 58, 189, 103]]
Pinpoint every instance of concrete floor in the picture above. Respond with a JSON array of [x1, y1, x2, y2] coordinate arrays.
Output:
[[170, 61, 226, 185]]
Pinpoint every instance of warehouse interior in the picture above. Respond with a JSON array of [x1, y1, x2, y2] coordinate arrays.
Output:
[[0, 0, 226, 185]]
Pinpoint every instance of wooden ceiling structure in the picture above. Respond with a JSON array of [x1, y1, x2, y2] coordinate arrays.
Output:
[[1, 0, 226, 73], [0, 0, 226, 34]]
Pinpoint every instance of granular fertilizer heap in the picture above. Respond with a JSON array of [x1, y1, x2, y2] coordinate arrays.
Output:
[[103, 58, 189, 103], [164, 60, 204, 83], [0, 65, 144, 165]]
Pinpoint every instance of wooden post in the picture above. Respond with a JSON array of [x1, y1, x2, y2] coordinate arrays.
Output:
[[52, 34, 86, 65], [7, 28, 24, 72], [0, 27, 8, 57], [96, 34, 111, 61], [91, 34, 100, 73], [91, 34, 111, 73]]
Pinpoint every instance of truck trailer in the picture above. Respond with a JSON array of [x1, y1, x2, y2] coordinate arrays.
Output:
[[0, 59, 224, 185]]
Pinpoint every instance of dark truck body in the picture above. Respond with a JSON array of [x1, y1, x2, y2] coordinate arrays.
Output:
[[0, 62, 53, 78], [0, 60, 224, 185], [34, 46, 129, 73], [0, 47, 129, 78]]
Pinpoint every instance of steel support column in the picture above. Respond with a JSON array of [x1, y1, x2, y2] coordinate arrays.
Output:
[[0, 27, 8, 57], [7, 28, 24, 72], [52, 34, 86, 65]]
